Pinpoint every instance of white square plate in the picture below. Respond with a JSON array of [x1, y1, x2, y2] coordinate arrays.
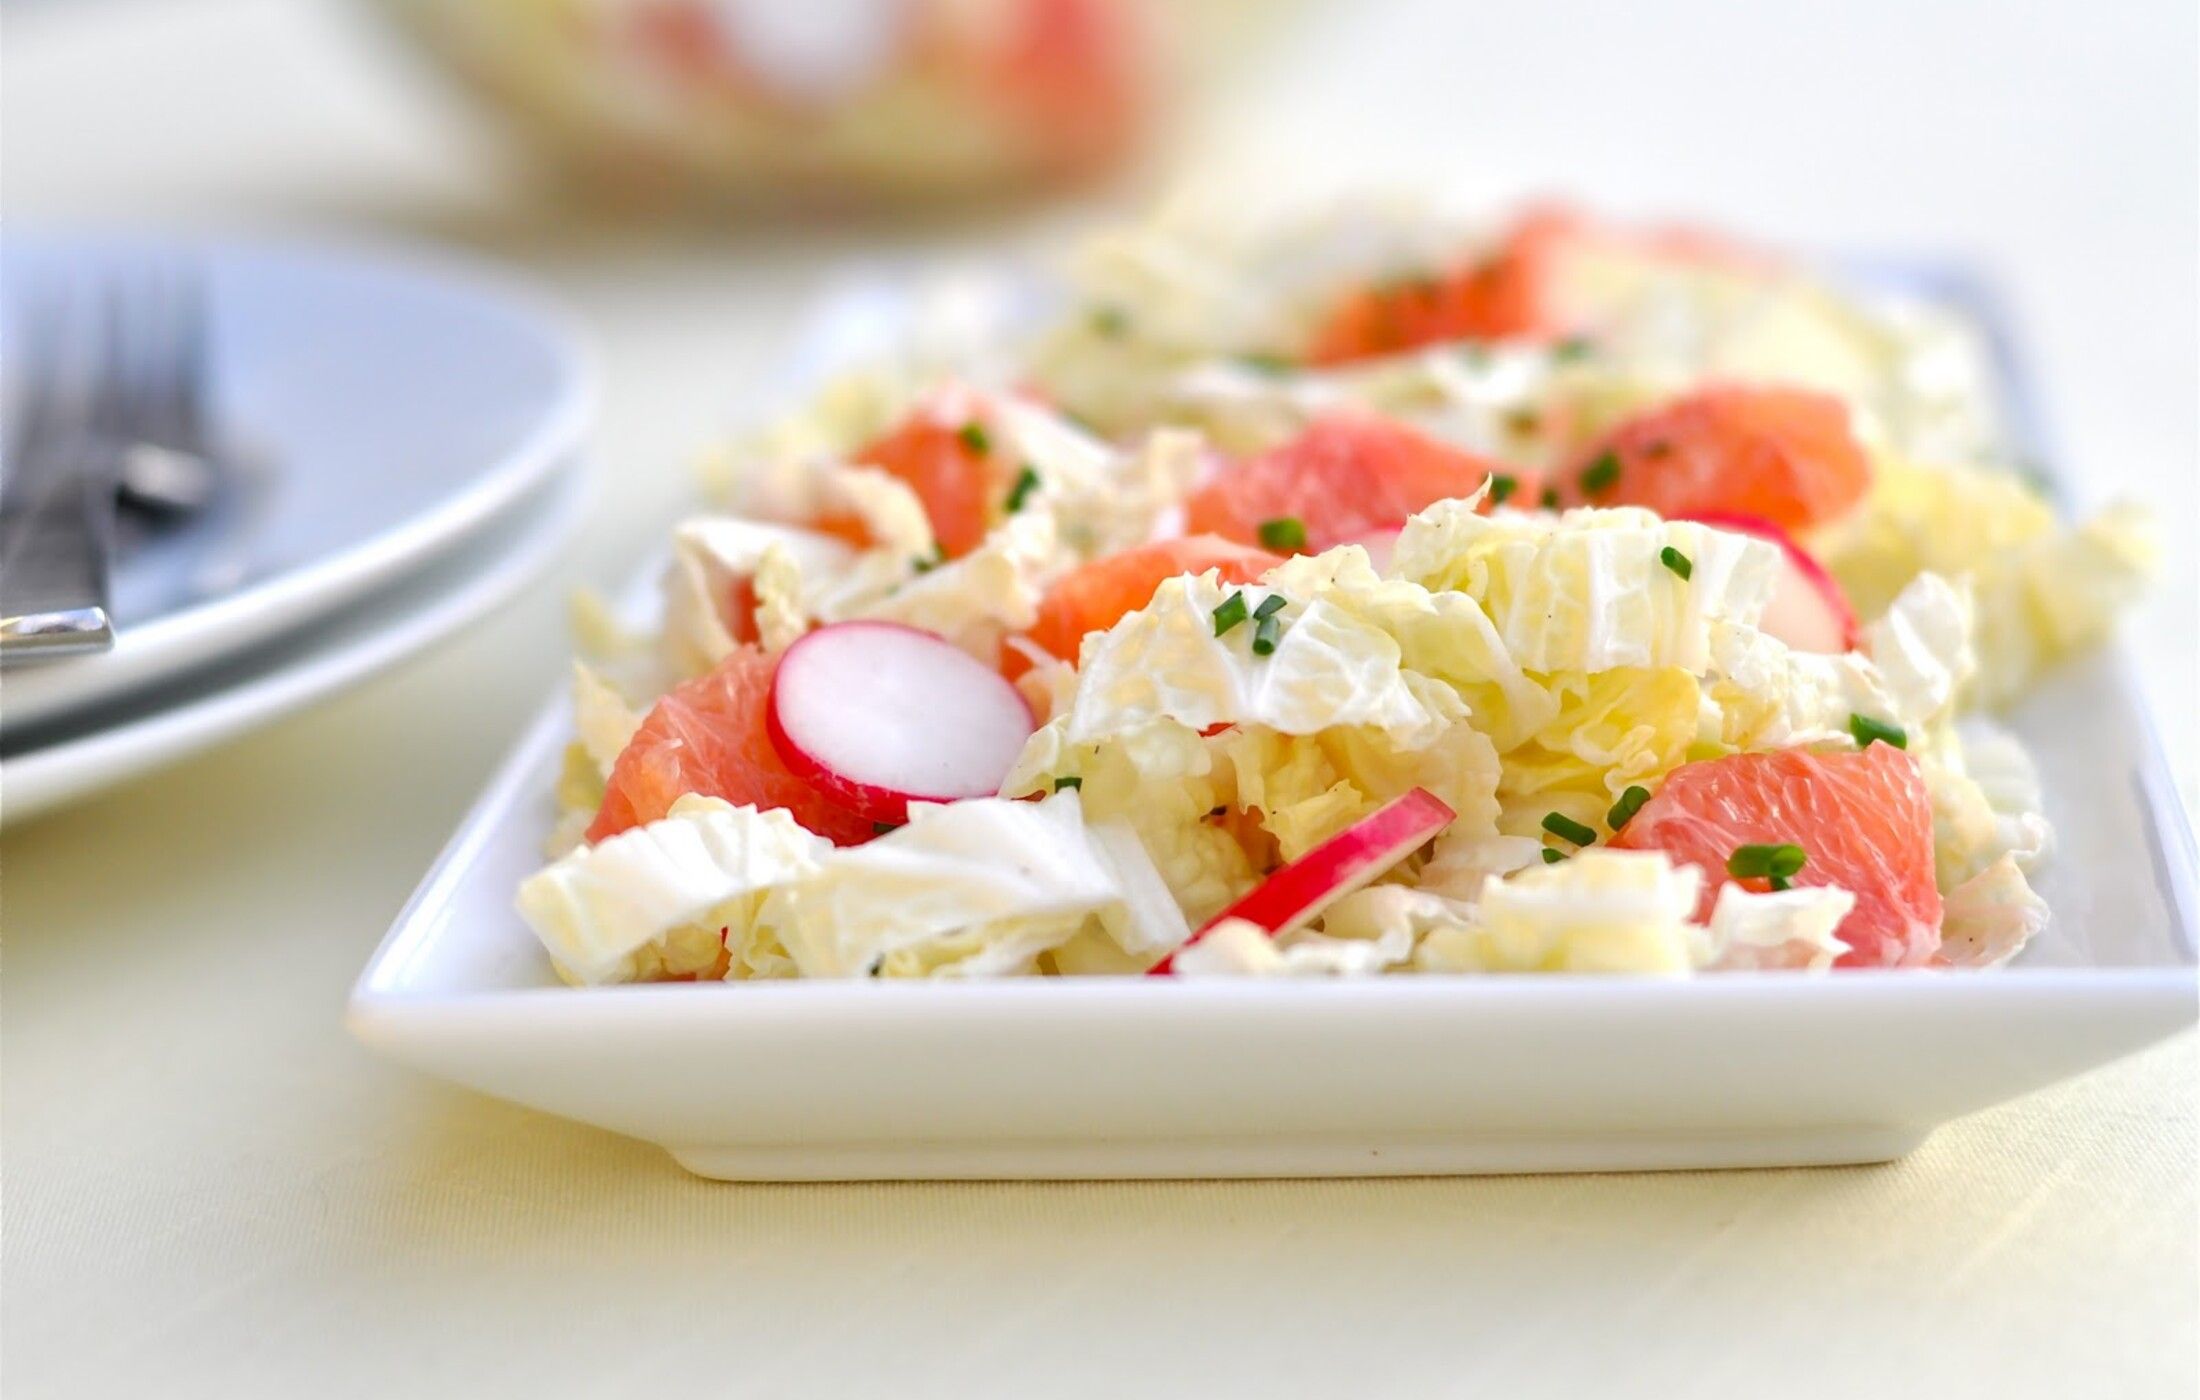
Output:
[[348, 263, 2197, 1180]]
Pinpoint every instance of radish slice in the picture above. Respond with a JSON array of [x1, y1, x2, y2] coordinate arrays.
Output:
[[1682, 510, 1861, 653], [767, 621, 1037, 825], [1150, 787, 1455, 975], [1340, 523, 1405, 572]]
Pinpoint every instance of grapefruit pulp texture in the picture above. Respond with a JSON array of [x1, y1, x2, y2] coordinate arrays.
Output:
[[1609, 743, 1942, 968], [1305, 206, 1586, 364], [1558, 385, 1872, 533], [1185, 413, 1525, 555], [814, 411, 1008, 560]]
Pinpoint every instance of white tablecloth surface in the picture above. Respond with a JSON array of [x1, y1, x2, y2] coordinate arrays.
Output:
[[4, 2, 2194, 1396]]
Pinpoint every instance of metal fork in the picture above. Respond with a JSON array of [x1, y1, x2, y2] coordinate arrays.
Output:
[[107, 266, 223, 522], [2, 264, 241, 662], [1, 288, 120, 662]]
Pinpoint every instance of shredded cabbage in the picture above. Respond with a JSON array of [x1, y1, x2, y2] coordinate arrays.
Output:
[[517, 796, 829, 985], [762, 792, 1178, 978], [1816, 457, 2155, 707]]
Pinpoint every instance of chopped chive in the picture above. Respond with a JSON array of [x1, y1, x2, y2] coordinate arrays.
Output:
[[1236, 352, 1295, 376], [1053, 776, 1083, 792], [1553, 336, 1593, 362], [1089, 305, 1129, 338], [1004, 464, 1041, 513], [1541, 811, 1598, 847], [1212, 591, 1250, 637], [956, 421, 991, 455], [1251, 613, 1283, 655], [1257, 516, 1308, 552], [1848, 713, 1909, 750], [1252, 594, 1287, 622], [1728, 843, 1808, 881], [1540, 486, 1561, 510], [1607, 785, 1651, 830], [1580, 451, 1621, 494], [912, 546, 943, 574], [1769, 875, 1793, 892], [1659, 546, 1693, 580], [1542, 847, 1567, 864], [1489, 474, 1519, 506]]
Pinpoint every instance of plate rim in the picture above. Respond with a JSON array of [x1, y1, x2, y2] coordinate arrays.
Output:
[[0, 229, 597, 730]]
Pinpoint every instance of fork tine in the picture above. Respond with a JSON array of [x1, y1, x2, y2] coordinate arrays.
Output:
[[167, 264, 211, 447]]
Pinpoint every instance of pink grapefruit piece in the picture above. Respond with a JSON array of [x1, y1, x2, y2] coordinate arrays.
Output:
[[1609, 744, 1942, 967]]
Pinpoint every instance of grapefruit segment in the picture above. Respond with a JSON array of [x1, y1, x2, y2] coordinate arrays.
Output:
[[1184, 413, 1525, 555], [1306, 206, 1587, 364], [817, 410, 1007, 559], [1609, 744, 1941, 967], [1557, 385, 1872, 533], [1010, 534, 1282, 676], [588, 646, 878, 847]]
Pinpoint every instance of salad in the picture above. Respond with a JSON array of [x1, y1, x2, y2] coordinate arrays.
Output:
[[518, 198, 2155, 985]]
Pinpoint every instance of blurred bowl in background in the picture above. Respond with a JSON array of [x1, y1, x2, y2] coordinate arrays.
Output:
[[368, 0, 1270, 207]]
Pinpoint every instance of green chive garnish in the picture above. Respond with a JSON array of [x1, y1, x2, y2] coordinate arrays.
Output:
[[1540, 487, 1562, 510], [912, 547, 943, 574], [1257, 516, 1308, 552], [1607, 785, 1651, 830], [1004, 464, 1040, 513], [1053, 776, 1083, 792], [1089, 305, 1129, 337], [1252, 613, 1283, 656], [1252, 594, 1287, 622], [1237, 352, 1295, 376], [1728, 843, 1808, 882], [1553, 336, 1593, 362], [956, 421, 991, 455], [1660, 546, 1693, 580], [1542, 847, 1567, 864], [1580, 451, 1621, 494], [1489, 474, 1519, 506], [1212, 591, 1249, 637], [1542, 811, 1598, 847], [1848, 713, 1909, 750]]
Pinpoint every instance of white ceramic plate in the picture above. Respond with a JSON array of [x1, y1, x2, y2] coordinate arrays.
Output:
[[346, 266, 2198, 1181], [0, 233, 593, 734], [0, 464, 586, 826]]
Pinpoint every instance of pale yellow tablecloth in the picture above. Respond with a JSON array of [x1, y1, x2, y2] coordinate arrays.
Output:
[[4, 2, 2195, 1396]]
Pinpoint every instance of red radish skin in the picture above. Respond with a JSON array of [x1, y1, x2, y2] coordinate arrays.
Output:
[[1682, 510, 1861, 653], [767, 622, 1037, 826], [1150, 787, 1456, 975]]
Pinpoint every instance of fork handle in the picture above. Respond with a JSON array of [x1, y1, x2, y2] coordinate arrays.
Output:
[[0, 605, 115, 663]]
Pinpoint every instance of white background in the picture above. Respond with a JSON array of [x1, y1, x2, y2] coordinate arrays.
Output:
[[3, 1, 2194, 1396]]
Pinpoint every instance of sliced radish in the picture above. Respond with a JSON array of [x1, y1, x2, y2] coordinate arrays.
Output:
[[1339, 523, 1405, 572], [767, 621, 1036, 825], [1682, 510, 1861, 653], [1149, 787, 1455, 975]]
